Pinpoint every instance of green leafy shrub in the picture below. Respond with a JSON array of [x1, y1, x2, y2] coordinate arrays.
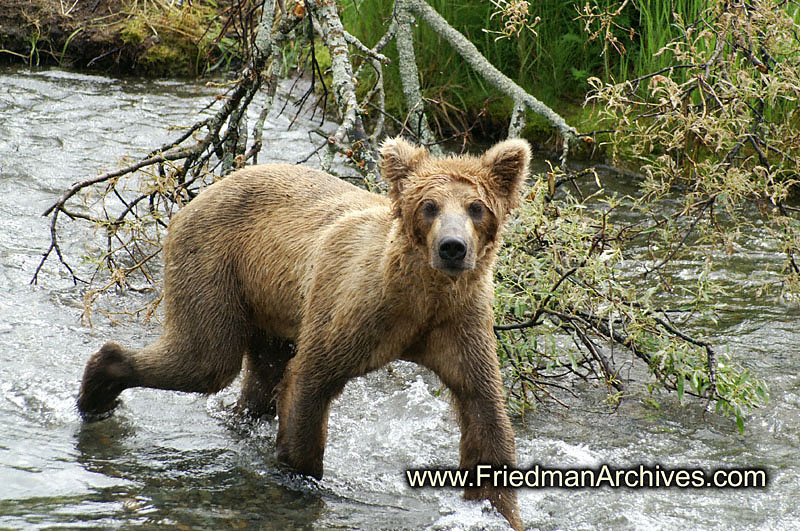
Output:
[[494, 170, 768, 430]]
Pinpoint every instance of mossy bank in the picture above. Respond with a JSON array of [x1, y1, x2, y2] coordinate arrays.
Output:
[[0, 0, 239, 76]]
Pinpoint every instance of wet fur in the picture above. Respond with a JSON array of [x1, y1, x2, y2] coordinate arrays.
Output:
[[78, 137, 530, 530]]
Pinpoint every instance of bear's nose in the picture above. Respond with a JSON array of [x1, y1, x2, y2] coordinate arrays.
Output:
[[439, 237, 467, 262]]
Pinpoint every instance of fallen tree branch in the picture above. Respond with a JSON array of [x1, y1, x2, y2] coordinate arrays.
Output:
[[308, 0, 380, 182], [394, 1, 441, 154], [401, 0, 578, 163]]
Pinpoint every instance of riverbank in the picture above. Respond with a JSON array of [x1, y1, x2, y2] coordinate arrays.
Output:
[[0, 0, 235, 76], [0, 1, 602, 156]]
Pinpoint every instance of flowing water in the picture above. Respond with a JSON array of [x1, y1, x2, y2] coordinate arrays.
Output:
[[0, 67, 798, 530]]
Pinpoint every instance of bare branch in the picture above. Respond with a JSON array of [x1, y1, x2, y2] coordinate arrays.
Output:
[[343, 29, 391, 64], [401, 0, 577, 162], [33, 0, 284, 284], [307, 0, 379, 182], [394, 1, 441, 154]]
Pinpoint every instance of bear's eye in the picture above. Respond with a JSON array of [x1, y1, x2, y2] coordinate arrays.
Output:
[[421, 200, 439, 218], [468, 201, 484, 219]]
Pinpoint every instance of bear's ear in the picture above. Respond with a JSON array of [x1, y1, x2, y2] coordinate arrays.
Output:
[[379, 137, 429, 195], [481, 138, 531, 207]]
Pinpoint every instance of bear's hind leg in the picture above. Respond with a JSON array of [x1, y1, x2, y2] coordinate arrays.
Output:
[[237, 332, 296, 418], [78, 322, 249, 419], [77, 341, 138, 417]]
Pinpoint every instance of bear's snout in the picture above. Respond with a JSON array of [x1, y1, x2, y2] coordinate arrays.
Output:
[[439, 236, 467, 263], [430, 211, 476, 276]]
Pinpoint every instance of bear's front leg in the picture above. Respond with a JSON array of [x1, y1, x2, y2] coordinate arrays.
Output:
[[275, 352, 351, 479], [420, 321, 524, 531]]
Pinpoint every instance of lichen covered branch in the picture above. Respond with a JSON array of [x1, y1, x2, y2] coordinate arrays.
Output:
[[402, 0, 578, 161]]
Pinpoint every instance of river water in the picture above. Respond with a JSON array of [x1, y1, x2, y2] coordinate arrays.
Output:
[[0, 67, 798, 530]]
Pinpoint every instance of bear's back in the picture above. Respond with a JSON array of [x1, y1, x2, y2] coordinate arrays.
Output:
[[163, 165, 388, 339]]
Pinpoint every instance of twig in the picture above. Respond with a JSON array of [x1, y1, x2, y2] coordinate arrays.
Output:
[[652, 314, 718, 401], [43, 146, 204, 219], [643, 197, 713, 277], [494, 266, 579, 331], [567, 317, 622, 391], [343, 30, 390, 64]]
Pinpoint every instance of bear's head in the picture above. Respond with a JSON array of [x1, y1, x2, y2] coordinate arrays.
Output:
[[379, 137, 531, 278]]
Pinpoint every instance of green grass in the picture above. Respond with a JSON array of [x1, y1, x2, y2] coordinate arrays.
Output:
[[634, 0, 706, 78], [340, 1, 710, 140]]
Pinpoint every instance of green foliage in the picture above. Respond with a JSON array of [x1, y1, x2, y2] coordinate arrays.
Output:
[[633, 0, 706, 77], [27, 23, 42, 67], [340, 0, 710, 138], [58, 28, 85, 69], [587, 0, 800, 301], [494, 171, 768, 429], [492, 0, 800, 427]]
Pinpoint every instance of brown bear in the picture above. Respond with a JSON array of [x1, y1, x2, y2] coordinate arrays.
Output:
[[78, 137, 531, 530]]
